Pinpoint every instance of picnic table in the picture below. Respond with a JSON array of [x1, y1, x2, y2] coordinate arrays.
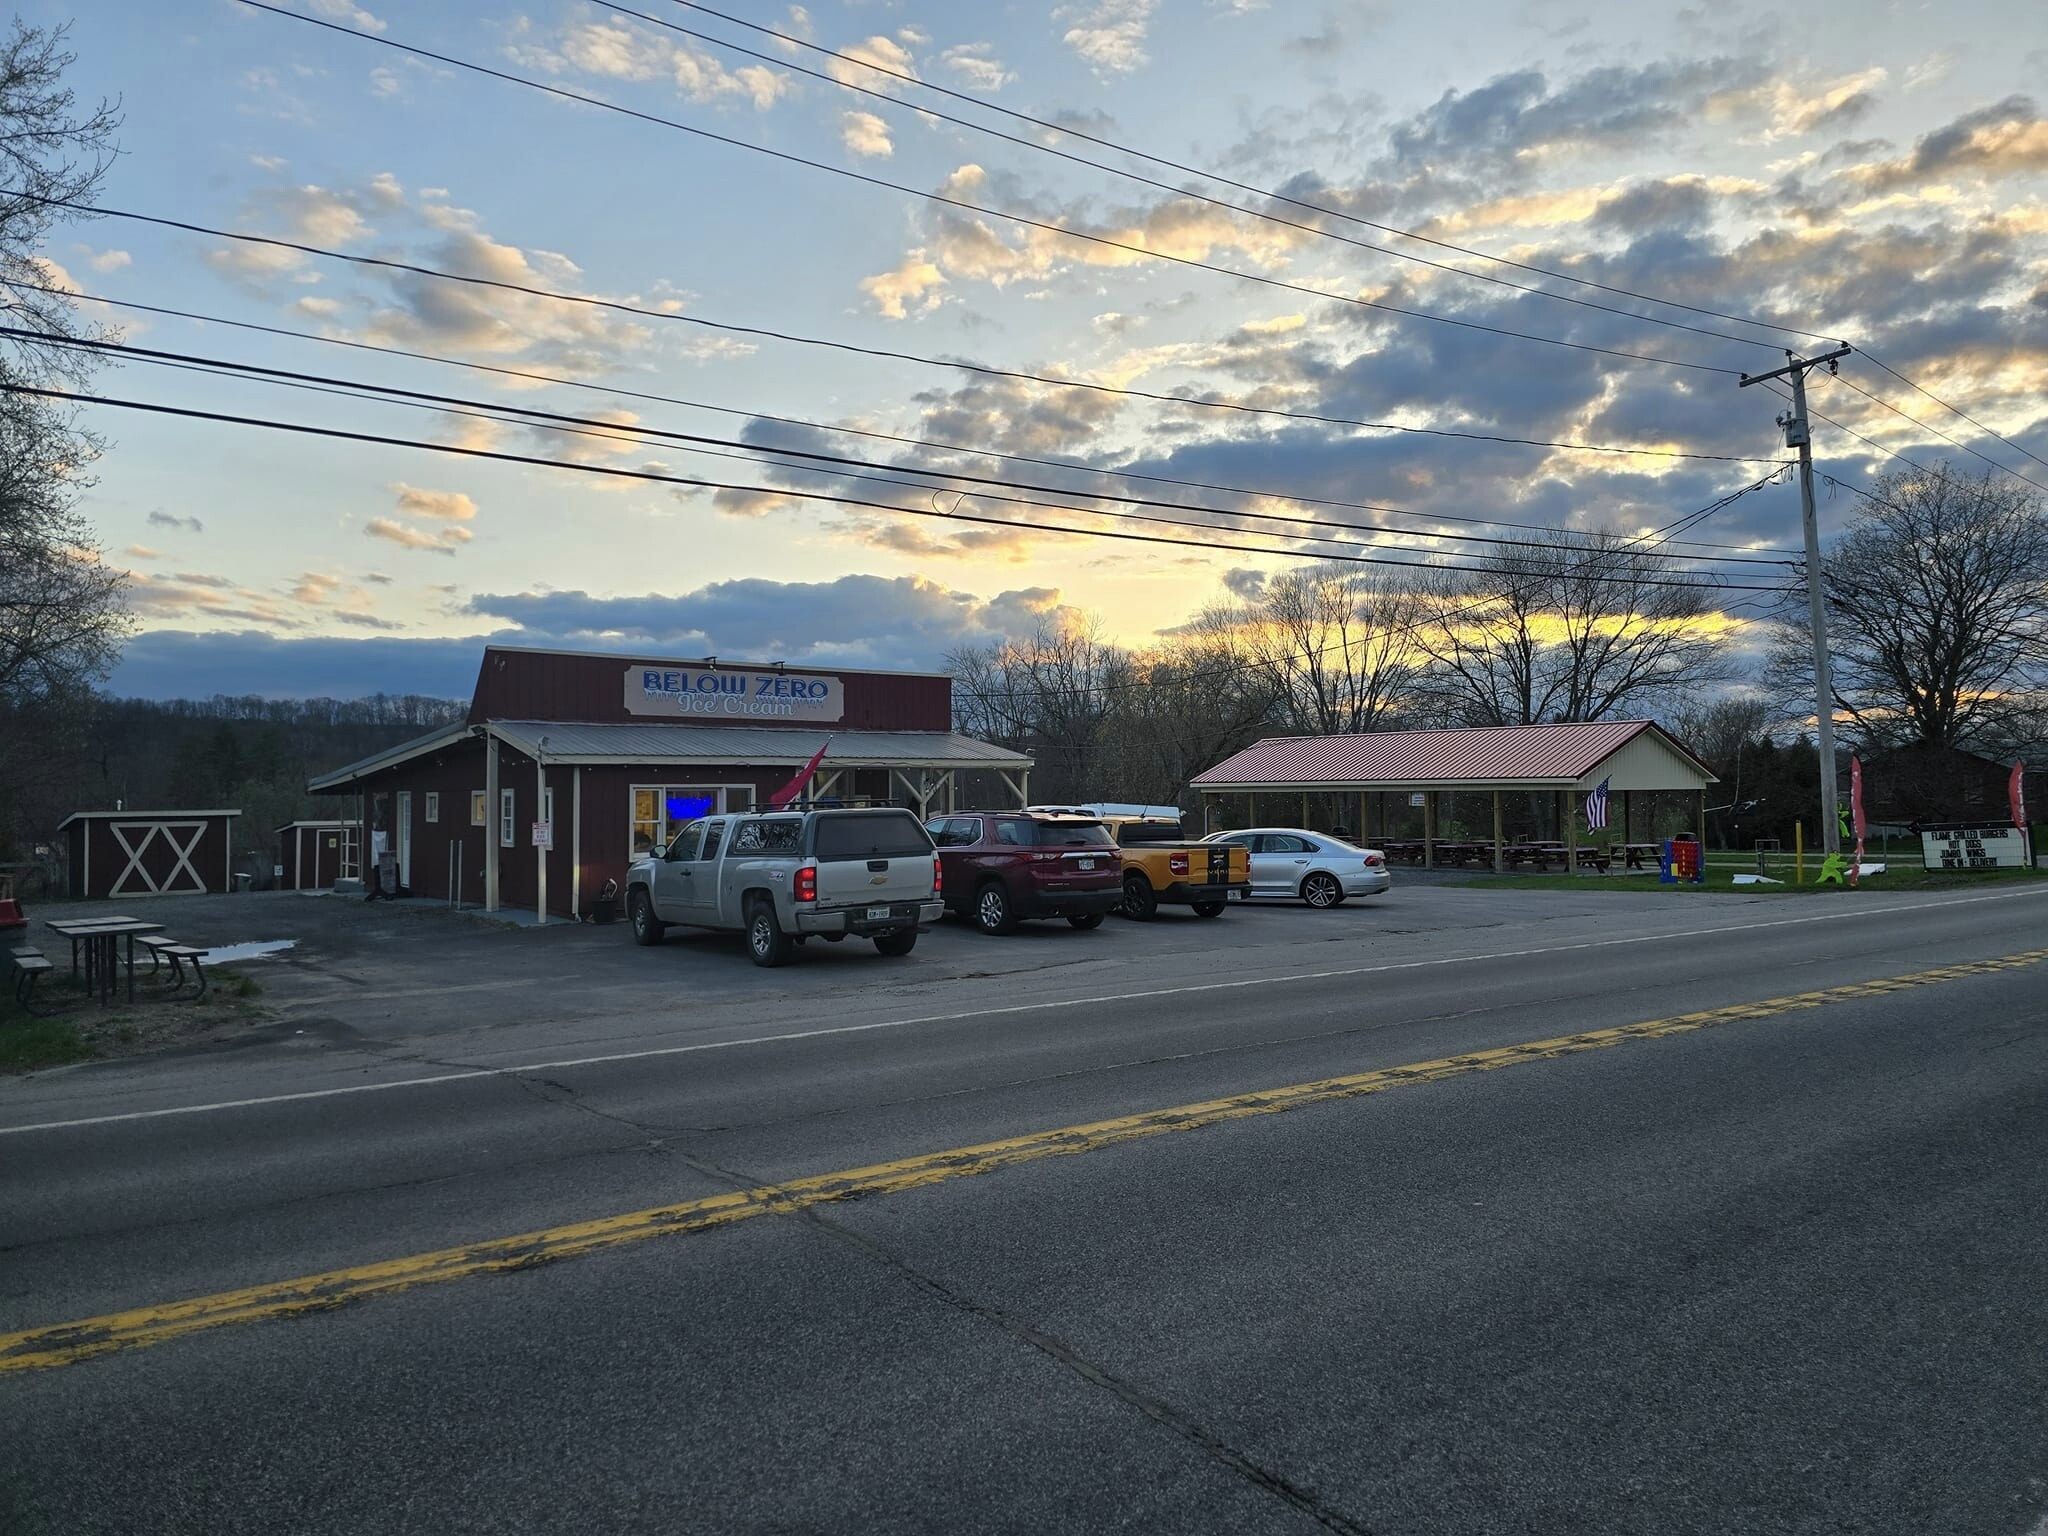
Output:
[[44, 916, 165, 1006], [1621, 842, 1662, 871]]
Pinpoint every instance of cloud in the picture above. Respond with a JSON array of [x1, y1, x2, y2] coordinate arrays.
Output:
[[1056, 0, 1157, 75], [1843, 95, 2048, 191], [841, 110, 894, 158], [390, 483, 479, 521], [466, 573, 1079, 667], [1220, 567, 1269, 600], [861, 248, 947, 318], [76, 246, 131, 272], [939, 43, 1013, 90], [108, 630, 483, 701], [123, 544, 160, 560], [516, 17, 789, 110], [365, 517, 466, 554], [147, 510, 204, 534], [306, 0, 386, 32], [826, 35, 917, 90]]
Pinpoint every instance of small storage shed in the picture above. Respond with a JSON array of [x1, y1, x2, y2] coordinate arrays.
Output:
[[276, 820, 360, 891], [60, 810, 242, 898]]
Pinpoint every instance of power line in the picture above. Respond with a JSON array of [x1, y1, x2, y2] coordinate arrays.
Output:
[[30, 279, 1796, 553], [592, 0, 1776, 357], [952, 473, 1788, 709], [239, 0, 1742, 379], [11, 381, 1793, 591], [12, 190, 1780, 465], [1829, 370, 2048, 496], [665, 0, 1838, 352], [1855, 349, 2048, 475], [14, 325, 1792, 570]]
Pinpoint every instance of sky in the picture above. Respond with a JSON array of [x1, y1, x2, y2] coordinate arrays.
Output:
[[26, 0, 2048, 700]]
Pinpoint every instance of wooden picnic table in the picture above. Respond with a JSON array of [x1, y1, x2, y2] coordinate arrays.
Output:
[[44, 917, 165, 1006]]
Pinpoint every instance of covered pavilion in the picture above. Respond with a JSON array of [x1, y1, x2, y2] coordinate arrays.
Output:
[[1190, 720, 1717, 872]]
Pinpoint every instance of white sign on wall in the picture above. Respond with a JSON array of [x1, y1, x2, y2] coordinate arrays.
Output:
[[1919, 824, 2029, 870], [624, 664, 844, 723], [532, 821, 553, 850]]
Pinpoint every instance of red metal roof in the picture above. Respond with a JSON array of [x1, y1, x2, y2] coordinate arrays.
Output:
[[1192, 720, 1707, 789]]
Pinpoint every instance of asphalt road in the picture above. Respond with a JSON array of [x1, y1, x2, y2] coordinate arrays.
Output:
[[4, 884, 2046, 1534]]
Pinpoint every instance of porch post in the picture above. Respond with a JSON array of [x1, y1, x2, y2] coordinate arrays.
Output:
[[535, 752, 547, 927], [1492, 790, 1504, 873], [484, 732, 500, 913], [571, 766, 583, 921]]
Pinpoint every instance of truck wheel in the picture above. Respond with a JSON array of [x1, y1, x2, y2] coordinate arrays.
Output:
[[873, 928, 918, 957], [1191, 899, 1227, 918], [746, 900, 794, 968], [629, 889, 665, 946], [1120, 873, 1157, 921], [1301, 872, 1344, 909], [974, 883, 1017, 935], [1067, 913, 1105, 931]]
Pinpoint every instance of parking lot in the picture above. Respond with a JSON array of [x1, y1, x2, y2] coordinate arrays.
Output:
[[5, 876, 1788, 1080]]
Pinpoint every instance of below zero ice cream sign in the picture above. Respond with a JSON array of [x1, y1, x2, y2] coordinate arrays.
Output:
[[625, 665, 844, 722]]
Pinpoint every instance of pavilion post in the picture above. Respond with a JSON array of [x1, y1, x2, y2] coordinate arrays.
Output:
[[1492, 791, 1503, 873], [1697, 789, 1708, 859], [1301, 791, 1310, 830], [1566, 788, 1580, 876], [1623, 789, 1632, 844], [1423, 792, 1435, 870], [1358, 791, 1368, 843]]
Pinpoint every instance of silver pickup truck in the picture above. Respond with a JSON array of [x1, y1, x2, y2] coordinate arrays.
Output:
[[626, 807, 943, 967]]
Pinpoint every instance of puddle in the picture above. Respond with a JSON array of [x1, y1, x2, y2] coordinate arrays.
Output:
[[204, 939, 299, 964]]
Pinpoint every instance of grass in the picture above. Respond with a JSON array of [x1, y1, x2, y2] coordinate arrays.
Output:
[[1450, 865, 2047, 895], [0, 1013, 95, 1071]]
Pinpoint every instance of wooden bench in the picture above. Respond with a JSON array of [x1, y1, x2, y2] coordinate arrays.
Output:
[[9, 945, 56, 1016]]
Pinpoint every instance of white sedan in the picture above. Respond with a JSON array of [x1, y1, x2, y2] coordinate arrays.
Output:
[[1199, 828, 1392, 908]]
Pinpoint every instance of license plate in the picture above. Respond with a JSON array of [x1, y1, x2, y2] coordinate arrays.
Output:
[[1228, 889, 1244, 900], [866, 905, 891, 920], [1077, 858, 1095, 870]]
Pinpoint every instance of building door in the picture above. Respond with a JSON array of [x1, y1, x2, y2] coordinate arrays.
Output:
[[396, 792, 413, 887]]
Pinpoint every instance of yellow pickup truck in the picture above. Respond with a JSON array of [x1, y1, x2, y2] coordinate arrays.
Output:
[[1104, 817, 1251, 920]]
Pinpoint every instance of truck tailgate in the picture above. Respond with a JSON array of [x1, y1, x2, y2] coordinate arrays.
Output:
[[817, 853, 932, 908]]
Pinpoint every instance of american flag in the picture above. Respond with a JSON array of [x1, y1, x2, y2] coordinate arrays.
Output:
[[1584, 776, 1611, 831]]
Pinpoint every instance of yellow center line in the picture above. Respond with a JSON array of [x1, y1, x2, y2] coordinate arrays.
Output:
[[6, 946, 2044, 1374]]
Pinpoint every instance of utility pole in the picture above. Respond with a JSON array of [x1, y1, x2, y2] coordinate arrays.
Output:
[[1740, 344, 1853, 854]]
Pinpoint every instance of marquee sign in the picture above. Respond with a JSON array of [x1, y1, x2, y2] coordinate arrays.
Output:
[[625, 664, 844, 723], [1918, 823, 2029, 871]]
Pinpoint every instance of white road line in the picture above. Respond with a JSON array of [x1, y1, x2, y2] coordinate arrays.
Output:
[[2, 886, 2041, 1138]]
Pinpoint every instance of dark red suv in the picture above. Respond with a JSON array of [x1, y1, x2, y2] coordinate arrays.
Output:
[[925, 812, 1124, 933]]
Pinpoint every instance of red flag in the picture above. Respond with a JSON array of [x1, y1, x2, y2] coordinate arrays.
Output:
[[2012, 761, 2029, 829], [767, 739, 831, 809], [1849, 755, 1866, 887]]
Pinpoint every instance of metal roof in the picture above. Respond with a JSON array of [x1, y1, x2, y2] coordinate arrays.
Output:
[[1191, 720, 1713, 791], [483, 721, 1031, 769], [307, 721, 475, 793], [57, 809, 243, 827]]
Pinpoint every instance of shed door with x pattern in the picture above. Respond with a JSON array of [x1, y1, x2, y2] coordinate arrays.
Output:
[[108, 820, 212, 896]]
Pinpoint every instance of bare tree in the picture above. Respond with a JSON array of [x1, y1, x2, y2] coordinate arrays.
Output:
[[0, 22, 126, 851], [1768, 464, 2047, 752], [946, 618, 1133, 804], [1411, 529, 1738, 725], [1210, 566, 1422, 736]]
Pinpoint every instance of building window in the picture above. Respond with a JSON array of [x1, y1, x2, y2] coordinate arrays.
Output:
[[500, 788, 516, 848], [470, 791, 487, 827], [425, 792, 440, 824], [631, 784, 750, 856]]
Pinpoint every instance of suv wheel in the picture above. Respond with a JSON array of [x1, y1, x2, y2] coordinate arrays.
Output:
[[874, 928, 918, 957], [747, 900, 794, 968], [975, 883, 1017, 934], [1302, 872, 1343, 909], [1120, 873, 1158, 921], [629, 888, 664, 946]]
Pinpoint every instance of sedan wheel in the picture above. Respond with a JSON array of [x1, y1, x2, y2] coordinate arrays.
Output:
[[1302, 872, 1343, 909]]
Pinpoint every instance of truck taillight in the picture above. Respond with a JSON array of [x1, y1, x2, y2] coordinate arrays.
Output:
[[795, 863, 817, 902], [933, 855, 943, 893], [1364, 854, 1385, 869], [1168, 853, 1189, 876]]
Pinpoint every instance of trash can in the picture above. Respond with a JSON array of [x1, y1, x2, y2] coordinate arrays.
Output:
[[233, 872, 253, 893], [590, 878, 619, 924]]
